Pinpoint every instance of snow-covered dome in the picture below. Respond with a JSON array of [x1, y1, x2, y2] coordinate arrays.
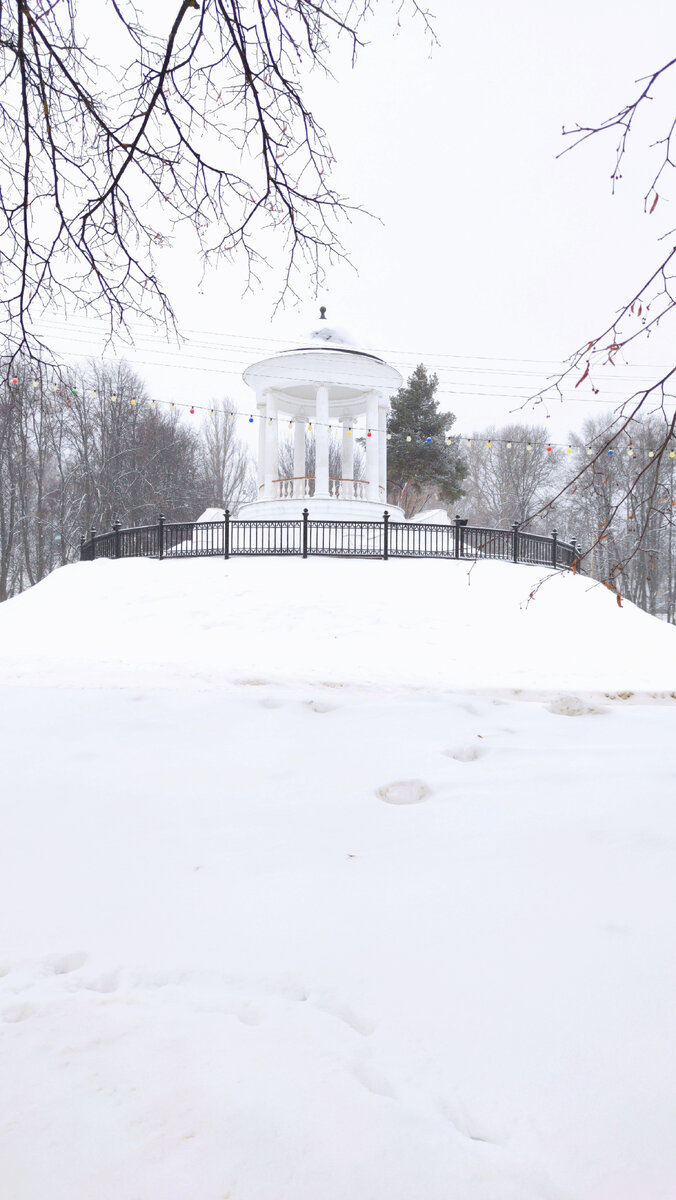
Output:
[[283, 307, 384, 363]]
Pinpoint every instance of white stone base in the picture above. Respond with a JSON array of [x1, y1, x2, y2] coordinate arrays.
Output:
[[236, 497, 405, 522]]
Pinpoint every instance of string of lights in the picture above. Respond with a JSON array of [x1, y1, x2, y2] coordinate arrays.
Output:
[[7, 378, 676, 459]]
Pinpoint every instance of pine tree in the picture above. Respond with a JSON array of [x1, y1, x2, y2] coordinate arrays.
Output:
[[387, 365, 467, 517]]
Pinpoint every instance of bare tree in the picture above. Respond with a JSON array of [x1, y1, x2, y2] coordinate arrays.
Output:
[[0, 359, 219, 599], [521, 57, 676, 564], [462, 424, 563, 530], [200, 402, 255, 513], [0, 0, 433, 371], [560, 415, 676, 617]]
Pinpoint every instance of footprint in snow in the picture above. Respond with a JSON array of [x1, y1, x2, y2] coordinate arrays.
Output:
[[305, 699, 335, 713], [82, 972, 120, 994], [547, 694, 605, 717], [445, 744, 486, 763], [376, 779, 431, 806], [44, 951, 88, 976], [2, 1002, 36, 1023]]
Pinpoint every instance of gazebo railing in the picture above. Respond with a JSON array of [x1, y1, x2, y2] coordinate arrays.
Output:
[[272, 476, 369, 500], [81, 511, 580, 571]]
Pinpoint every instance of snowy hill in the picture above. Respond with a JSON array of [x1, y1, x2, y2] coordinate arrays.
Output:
[[1, 555, 675, 694], [1, 558, 675, 1200]]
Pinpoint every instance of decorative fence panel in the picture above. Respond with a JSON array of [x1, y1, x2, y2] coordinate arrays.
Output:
[[388, 522, 452, 558], [308, 520, 384, 558], [230, 520, 303, 555], [81, 511, 580, 572]]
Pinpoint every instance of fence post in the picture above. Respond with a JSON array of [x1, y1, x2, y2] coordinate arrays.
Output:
[[454, 515, 462, 560], [302, 507, 309, 559], [90, 527, 97, 561], [113, 518, 122, 559], [551, 528, 558, 568], [512, 521, 519, 564], [158, 512, 165, 560], [223, 509, 230, 560], [383, 510, 389, 560], [79, 534, 86, 562]]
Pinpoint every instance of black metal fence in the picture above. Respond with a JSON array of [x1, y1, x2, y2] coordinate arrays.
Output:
[[80, 511, 579, 571]]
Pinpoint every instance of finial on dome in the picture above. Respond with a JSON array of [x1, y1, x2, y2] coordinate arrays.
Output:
[[319, 306, 327, 320]]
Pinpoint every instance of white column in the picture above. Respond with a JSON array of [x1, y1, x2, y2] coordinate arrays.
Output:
[[293, 416, 306, 498], [366, 391, 379, 503], [342, 421, 354, 498], [378, 400, 389, 502], [264, 392, 278, 499], [256, 402, 266, 495], [315, 385, 329, 497]]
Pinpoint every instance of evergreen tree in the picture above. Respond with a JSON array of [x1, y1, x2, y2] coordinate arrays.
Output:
[[387, 365, 467, 517]]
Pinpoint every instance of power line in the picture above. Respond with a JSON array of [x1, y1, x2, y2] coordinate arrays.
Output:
[[34, 313, 676, 376], [30, 328, 645, 406]]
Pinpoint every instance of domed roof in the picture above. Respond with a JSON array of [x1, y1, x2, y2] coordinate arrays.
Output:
[[242, 306, 402, 405], [285, 307, 384, 363]]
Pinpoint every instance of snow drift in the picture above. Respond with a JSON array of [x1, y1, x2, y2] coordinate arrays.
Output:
[[0, 555, 674, 694]]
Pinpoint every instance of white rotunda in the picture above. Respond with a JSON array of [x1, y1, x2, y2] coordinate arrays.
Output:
[[237, 310, 404, 521]]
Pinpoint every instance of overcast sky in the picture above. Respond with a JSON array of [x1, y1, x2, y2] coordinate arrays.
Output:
[[42, 0, 676, 444]]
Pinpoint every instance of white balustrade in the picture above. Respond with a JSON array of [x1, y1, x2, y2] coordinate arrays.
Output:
[[274, 477, 369, 501]]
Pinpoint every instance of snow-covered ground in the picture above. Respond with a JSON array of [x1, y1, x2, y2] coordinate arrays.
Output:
[[1, 557, 675, 1199]]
